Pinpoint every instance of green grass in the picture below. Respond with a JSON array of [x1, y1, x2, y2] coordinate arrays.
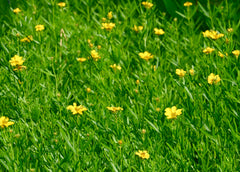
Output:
[[1, 0, 240, 171]]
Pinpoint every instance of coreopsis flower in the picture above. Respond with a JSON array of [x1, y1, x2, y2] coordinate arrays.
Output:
[[107, 107, 123, 113], [164, 106, 182, 119], [107, 11, 113, 19], [184, 2, 193, 7], [203, 47, 215, 54], [142, 2, 153, 9], [135, 150, 150, 159], [227, 28, 233, 33], [58, 2, 66, 7], [133, 25, 143, 32], [218, 51, 224, 58], [91, 50, 101, 61], [154, 28, 165, 35], [77, 58, 87, 62], [110, 64, 121, 71], [202, 30, 224, 40], [208, 73, 221, 85], [176, 69, 186, 77], [13, 8, 21, 14], [0, 116, 14, 128], [67, 103, 87, 115], [189, 69, 194, 75], [101, 23, 115, 31], [20, 35, 33, 43], [232, 50, 240, 59], [9, 55, 26, 71], [35, 25, 45, 31], [139, 51, 154, 61]]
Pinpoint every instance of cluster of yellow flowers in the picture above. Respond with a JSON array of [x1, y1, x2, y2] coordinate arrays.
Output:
[[0, 116, 14, 128], [139, 51, 154, 61], [133, 25, 143, 33], [9, 55, 26, 71], [176, 69, 194, 77], [202, 30, 224, 40], [203, 47, 215, 54], [142, 1, 153, 9], [207, 73, 221, 85], [164, 106, 182, 119], [110, 64, 121, 71], [101, 11, 115, 31], [20, 35, 33, 43], [154, 28, 165, 36], [35, 25, 45, 32]]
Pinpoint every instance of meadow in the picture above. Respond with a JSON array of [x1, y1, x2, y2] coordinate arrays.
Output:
[[0, 0, 240, 171]]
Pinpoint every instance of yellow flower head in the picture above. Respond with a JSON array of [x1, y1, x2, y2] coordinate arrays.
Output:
[[176, 69, 186, 77], [0, 116, 14, 128], [35, 25, 45, 31], [101, 23, 115, 31], [102, 17, 107, 22], [77, 58, 87, 62], [86, 88, 91, 93], [133, 25, 143, 32], [142, 2, 153, 9], [203, 47, 215, 54], [232, 50, 240, 59], [218, 51, 224, 58], [107, 107, 123, 113], [20, 35, 33, 43], [107, 11, 113, 20], [135, 150, 150, 159], [202, 30, 224, 40], [208, 73, 221, 85], [58, 2, 66, 7], [13, 8, 21, 14], [154, 28, 165, 35], [67, 103, 87, 115], [189, 69, 194, 76], [9, 55, 24, 67], [110, 64, 121, 71], [227, 28, 233, 33], [139, 51, 154, 61], [164, 106, 182, 119], [91, 50, 101, 61], [184, 2, 193, 7]]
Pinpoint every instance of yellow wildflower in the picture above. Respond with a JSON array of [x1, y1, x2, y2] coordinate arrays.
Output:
[[142, 2, 153, 9], [164, 106, 182, 119], [91, 50, 101, 61], [202, 30, 224, 40], [107, 11, 113, 19], [208, 73, 221, 85], [110, 64, 121, 71], [101, 23, 115, 31], [227, 28, 233, 33], [67, 103, 87, 115], [135, 150, 150, 159], [9, 55, 24, 66], [97, 45, 101, 49], [86, 88, 91, 93], [0, 116, 14, 128], [13, 8, 21, 14], [20, 35, 33, 43], [189, 69, 194, 75], [57, 2, 66, 7], [77, 58, 87, 62], [176, 69, 186, 77], [35, 25, 45, 31], [102, 17, 107, 22], [184, 2, 193, 7], [203, 47, 215, 54], [154, 28, 165, 35], [107, 107, 123, 113], [218, 51, 224, 58], [133, 25, 143, 32], [232, 50, 240, 59], [136, 80, 140, 84], [139, 51, 154, 61]]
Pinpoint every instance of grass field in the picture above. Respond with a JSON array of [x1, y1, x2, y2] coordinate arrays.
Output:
[[1, 0, 240, 171]]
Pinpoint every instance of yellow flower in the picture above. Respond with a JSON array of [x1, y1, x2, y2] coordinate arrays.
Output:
[[102, 17, 107, 22], [35, 25, 45, 31], [203, 47, 215, 54], [107, 11, 113, 19], [110, 64, 121, 71], [139, 51, 154, 61], [101, 23, 115, 31], [176, 69, 186, 77], [9, 55, 26, 70], [135, 150, 150, 159], [227, 28, 233, 33], [208, 73, 221, 85], [86, 88, 91, 93], [218, 51, 224, 58], [136, 80, 140, 84], [189, 69, 194, 76], [67, 103, 87, 115], [77, 58, 87, 62], [107, 107, 123, 113], [142, 2, 153, 9], [20, 35, 33, 43], [0, 116, 14, 128], [232, 50, 240, 59], [202, 30, 224, 40], [154, 28, 165, 35], [91, 50, 101, 61], [183, 2, 193, 7], [133, 25, 143, 32], [13, 8, 21, 14], [164, 106, 182, 119], [97, 45, 101, 49], [58, 2, 66, 7]]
